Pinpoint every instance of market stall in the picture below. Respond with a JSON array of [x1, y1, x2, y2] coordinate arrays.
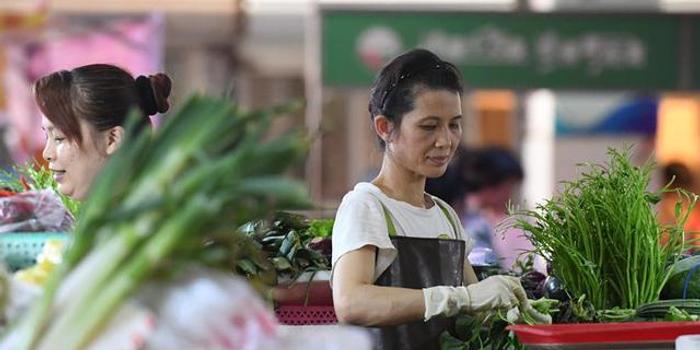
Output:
[[0, 95, 366, 349], [311, 3, 700, 349]]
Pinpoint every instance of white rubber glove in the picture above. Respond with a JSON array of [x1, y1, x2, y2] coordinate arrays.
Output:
[[423, 276, 528, 321]]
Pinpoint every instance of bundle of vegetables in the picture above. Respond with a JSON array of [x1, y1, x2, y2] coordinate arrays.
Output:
[[239, 212, 332, 284], [441, 298, 560, 350], [636, 299, 700, 321], [510, 148, 696, 310], [592, 299, 700, 323], [1, 96, 312, 350], [441, 313, 523, 350]]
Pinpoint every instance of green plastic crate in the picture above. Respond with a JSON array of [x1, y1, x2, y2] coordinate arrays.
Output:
[[0, 232, 69, 271]]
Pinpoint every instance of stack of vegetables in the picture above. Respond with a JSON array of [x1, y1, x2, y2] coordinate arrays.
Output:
[[512, 148, 696, 316], [1, 96, 312, 350], [238, 212, 333, 286], [443, 148, 700, 350]]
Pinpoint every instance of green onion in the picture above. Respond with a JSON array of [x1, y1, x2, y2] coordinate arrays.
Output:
[[3, 96, 312, 350]]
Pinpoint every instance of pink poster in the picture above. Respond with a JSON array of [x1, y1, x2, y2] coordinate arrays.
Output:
[[3, 14, 164, 164]]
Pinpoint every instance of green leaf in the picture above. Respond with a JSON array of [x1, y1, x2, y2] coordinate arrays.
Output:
[[279, 231, 297, 256], [440, 331, 467, 350], [272, 257, 293, 271], [286, 245, 299, 262], [308, 219, 334, 238], [454, 314, 476, 341], [237, 259, 258, 276]]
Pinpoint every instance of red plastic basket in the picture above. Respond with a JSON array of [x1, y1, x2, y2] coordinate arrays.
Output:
[[275, 305, 338, 325], [509, 321, 700, 349]]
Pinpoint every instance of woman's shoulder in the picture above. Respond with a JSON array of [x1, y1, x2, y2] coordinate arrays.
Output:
[[333, 183, 391, 239], [339, 182, 384, 208]]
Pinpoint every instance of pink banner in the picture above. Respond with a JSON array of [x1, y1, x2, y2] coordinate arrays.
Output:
[[3, 14, 164, 164]]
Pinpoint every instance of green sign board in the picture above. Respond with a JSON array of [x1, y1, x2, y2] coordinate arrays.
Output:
[[322, 11, 692, 90]]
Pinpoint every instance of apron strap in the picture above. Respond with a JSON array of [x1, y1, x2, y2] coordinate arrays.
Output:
[[370, 191, 460, 240], [367, 191, 399, 237], [433, 199, 462, 240], [378, 200, 398, 237]]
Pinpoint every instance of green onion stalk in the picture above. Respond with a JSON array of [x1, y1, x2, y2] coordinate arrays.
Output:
[[2, 96, 312, 350], [509, 148, 697, 310]]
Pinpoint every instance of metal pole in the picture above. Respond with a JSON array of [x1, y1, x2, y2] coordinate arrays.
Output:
[[305, 3, 324, 204]]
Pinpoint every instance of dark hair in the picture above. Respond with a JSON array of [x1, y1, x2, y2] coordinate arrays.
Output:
[[368, 48, 463, 148], [466, 146, 524, 189], [663, 161, 694, 190], [426, 146, 523, 204], [33, 64, 172, 144]]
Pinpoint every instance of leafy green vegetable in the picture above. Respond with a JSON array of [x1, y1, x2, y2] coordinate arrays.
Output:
[[596, 307, 636, 322], [240, 212, 331, 284], [530, 298, 559, 315], [308, 218, 334, 238], [636, 299, 700, 320], [552, 294, 597, 323], [3, 96, 312, 350], [510, 147, 696, 310], [441, 312, 525, 350], [665, 306, 700, 321], [442, 298, 559, 350]]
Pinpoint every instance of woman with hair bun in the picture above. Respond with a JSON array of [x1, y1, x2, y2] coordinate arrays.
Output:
[[34, 64, 172, 200]]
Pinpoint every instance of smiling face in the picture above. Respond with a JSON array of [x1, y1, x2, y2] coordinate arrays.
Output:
[[385, 88, 463, 179], [41, 116, 110, 200]]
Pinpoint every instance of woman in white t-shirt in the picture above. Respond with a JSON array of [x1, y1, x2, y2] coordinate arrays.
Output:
[[331, 49, 536, 350]]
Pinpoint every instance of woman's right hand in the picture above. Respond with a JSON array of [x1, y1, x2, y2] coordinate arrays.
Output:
[[423, 275, 528, 320], [464, 275, 528, 312]]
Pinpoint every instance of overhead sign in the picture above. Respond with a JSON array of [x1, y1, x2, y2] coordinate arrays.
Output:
[[322, 11, 693, 90]]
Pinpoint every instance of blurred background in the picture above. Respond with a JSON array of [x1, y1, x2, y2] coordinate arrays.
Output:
[[0, 0, 699, 211]]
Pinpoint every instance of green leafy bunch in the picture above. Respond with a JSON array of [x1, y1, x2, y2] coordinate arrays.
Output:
[[510, 147, 696, 310], [239, 212, 331, 285], [5, 96, 312, 350]]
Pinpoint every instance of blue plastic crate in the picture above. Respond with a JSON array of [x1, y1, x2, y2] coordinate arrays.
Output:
[[0, 232, 69, 270]]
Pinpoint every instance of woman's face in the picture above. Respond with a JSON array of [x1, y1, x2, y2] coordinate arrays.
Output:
[[386, 88, 463, 179], [41, 116, 110, 200]]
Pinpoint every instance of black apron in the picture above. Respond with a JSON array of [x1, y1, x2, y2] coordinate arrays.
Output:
[[370, 196, 466, 350]]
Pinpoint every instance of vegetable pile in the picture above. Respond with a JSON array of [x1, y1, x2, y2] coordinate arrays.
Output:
[[444, 148, 700, 350], [510, 148, 696, 310], [441, 298, 559, 350], [1, 96, 311, 350], [238, 212, 332, 285]]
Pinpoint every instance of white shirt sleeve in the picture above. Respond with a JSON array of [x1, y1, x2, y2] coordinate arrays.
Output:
[[331, 190, 397, 283]]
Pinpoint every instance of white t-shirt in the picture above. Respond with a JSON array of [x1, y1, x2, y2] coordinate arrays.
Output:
[[331, 182, 473, 282]]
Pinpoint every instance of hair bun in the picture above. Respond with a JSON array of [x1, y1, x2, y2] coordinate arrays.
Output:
[[135, 73, 172, 116], [149, 73, 172, 113]]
